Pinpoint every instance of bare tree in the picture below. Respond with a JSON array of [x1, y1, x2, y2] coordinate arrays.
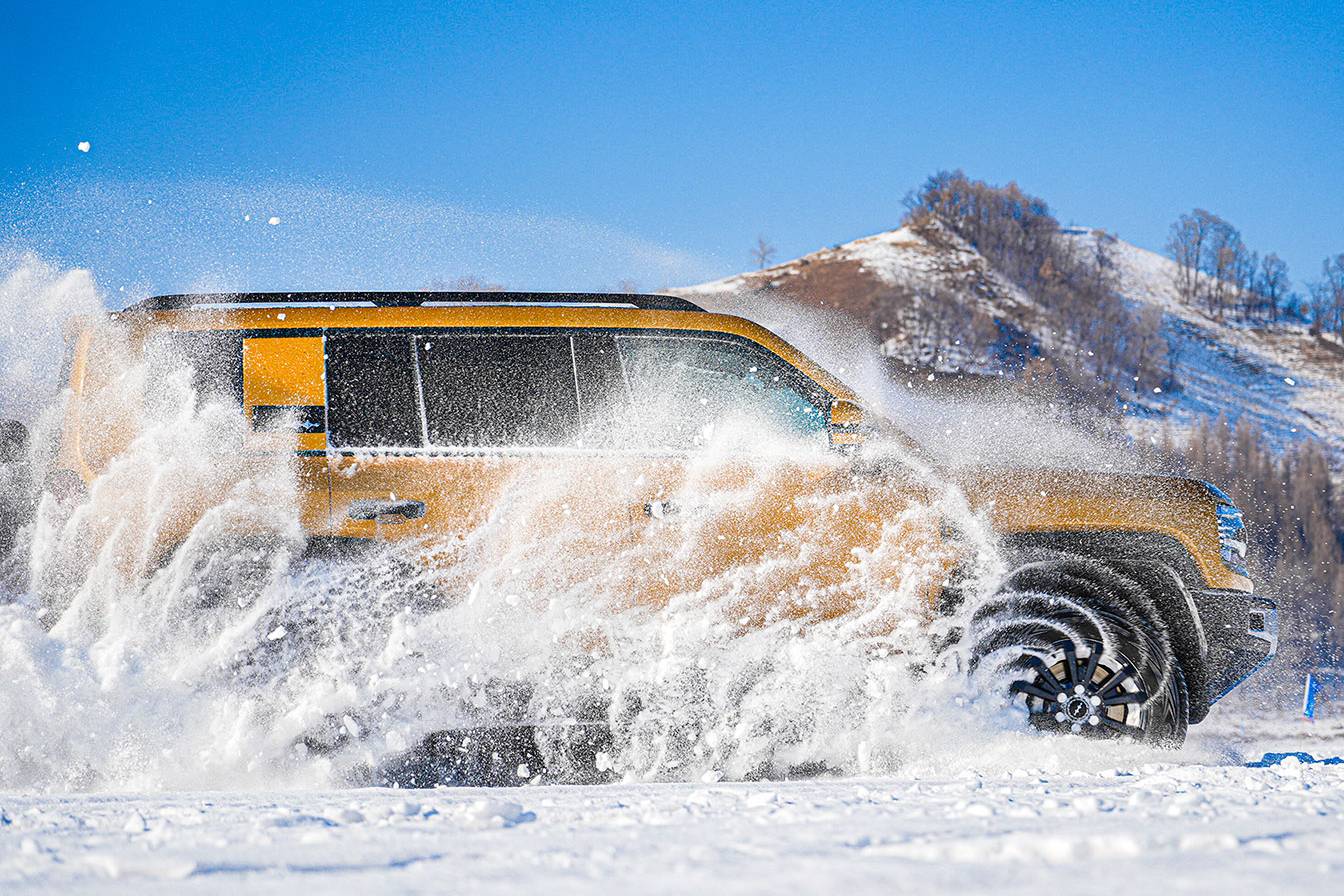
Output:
[[1128, 304, 1167, 392], [751, 235, 777, 270], [904, 171, 1173, 400], [1166, 209, 1276, 323], [1255, 253, 1290, 321], [1310, 253, 1344, 337], [1166, 210, 1214, 304], [1202, 215, 1244, 320]]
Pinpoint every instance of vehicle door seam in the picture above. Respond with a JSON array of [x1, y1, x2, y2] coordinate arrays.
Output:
[[409, 334, 431, 448]]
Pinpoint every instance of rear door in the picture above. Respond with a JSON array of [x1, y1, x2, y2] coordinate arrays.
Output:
[[324, 330, 622, 545]]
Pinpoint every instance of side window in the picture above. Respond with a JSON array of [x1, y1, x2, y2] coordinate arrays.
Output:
[[570, 333, 631, 442], [416, 335, 580, 448], [615, 335, 826, 449], [147, 332, 244, 406], [326, 334, 422, 448]]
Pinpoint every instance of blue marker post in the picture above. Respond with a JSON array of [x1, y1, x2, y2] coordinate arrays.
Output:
[[1303, 673, 1319, 720]]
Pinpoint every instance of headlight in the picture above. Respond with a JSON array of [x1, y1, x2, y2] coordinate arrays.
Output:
[[1203, 481, 1248, 576]]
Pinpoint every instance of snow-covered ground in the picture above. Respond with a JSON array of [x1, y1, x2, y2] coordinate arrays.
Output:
[[4, 716, 1343, 894]]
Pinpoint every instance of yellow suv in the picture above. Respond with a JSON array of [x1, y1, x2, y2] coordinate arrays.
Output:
[[29, 291, 1275, 749]]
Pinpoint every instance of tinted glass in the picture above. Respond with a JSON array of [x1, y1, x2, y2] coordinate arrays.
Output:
[[417, 335, 580, 447], [569, 333, 631, 445], [615, 335, 826, 449], [326, 334, 421, 448], [150, 332, 244, 405]]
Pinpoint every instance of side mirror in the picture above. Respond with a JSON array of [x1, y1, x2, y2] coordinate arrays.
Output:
[[827, 399, 866, 450]]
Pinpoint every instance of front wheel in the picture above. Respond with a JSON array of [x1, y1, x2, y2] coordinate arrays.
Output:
[[969, 559, 1189, 746]]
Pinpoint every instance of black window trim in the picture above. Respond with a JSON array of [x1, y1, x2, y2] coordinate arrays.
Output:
[[212, 325, 837, 456]]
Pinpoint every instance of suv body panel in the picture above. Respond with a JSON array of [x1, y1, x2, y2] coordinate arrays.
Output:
[[46, 293, 1270, 717]]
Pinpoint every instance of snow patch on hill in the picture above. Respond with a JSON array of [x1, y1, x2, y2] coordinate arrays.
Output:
[[692, 223, 1032, 313], [1062, 230, 1344, 460], [683, 225, 1344, 465], [681, 223, 1037, 377]]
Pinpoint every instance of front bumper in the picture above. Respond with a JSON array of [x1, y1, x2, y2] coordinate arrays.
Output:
[[1196, 590, 1278, 704]]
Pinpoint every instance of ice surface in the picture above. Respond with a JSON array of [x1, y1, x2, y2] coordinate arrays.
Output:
[[2, 719, 1342, 894]]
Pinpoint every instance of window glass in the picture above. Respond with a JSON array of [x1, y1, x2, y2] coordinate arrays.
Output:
[[569, 333, 631, 445], [417, 335, 580, 447], [325, 334, 421, 448], [615, 335, 826, 449], [148, 332, 244, 406]]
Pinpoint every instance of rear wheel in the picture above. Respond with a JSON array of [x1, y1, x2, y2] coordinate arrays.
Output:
[[969, 558, 1189, 746]]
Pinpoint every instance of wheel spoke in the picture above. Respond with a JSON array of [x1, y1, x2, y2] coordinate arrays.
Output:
[[1095, 665, 1133, 697], [1011, 680, 1062, 704], [1103, 690, 1148, 706], [1024, 655, 1066, 696], [1081, 641, 1102, 685], [1062, 641, 1080, 688]]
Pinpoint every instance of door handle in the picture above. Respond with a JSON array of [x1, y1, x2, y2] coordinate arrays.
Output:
[[643, 500, 680, 520], [347, 498, 427, 522]]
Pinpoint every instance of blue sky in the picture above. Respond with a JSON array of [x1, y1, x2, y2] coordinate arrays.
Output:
[[2, 0, 1340, 301]]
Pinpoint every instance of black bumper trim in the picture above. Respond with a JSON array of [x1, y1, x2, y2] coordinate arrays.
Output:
[[1197, 591, 1278, 704]]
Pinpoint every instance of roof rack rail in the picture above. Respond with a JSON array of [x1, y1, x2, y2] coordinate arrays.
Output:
[[125, 291, 705, 313]]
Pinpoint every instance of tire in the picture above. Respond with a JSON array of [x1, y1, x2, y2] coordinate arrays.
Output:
[[369, 727, 547, 788], [969, 557, 1189, 746]]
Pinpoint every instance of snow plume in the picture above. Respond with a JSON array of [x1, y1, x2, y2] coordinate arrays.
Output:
[[690, 287, 1144, 472], [0, 251, 103, 422], [0, 430, 1006, 790], [2, 178, 726, 297], [0, 257, 1186, 794]]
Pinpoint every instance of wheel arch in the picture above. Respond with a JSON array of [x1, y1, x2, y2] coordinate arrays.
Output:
[[998, 531, 1214, 723]]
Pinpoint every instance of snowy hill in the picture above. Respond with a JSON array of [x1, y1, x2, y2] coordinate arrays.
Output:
[[1061, 231, 1344, 457], [682, 222, 1041, 375], [678, 224, 1344, 463]]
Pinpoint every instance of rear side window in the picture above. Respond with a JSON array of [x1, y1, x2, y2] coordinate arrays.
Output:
[[615, 335, 826, 449], [148, 332, 244, 406], [325, 334, 421, 448], [417, 335, 580, 447]]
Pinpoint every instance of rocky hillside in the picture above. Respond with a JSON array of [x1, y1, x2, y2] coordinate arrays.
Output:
[[678, 222, 1344, 465]]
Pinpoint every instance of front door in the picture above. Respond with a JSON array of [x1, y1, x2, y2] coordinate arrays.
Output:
[[598, 331, 854, 622]]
